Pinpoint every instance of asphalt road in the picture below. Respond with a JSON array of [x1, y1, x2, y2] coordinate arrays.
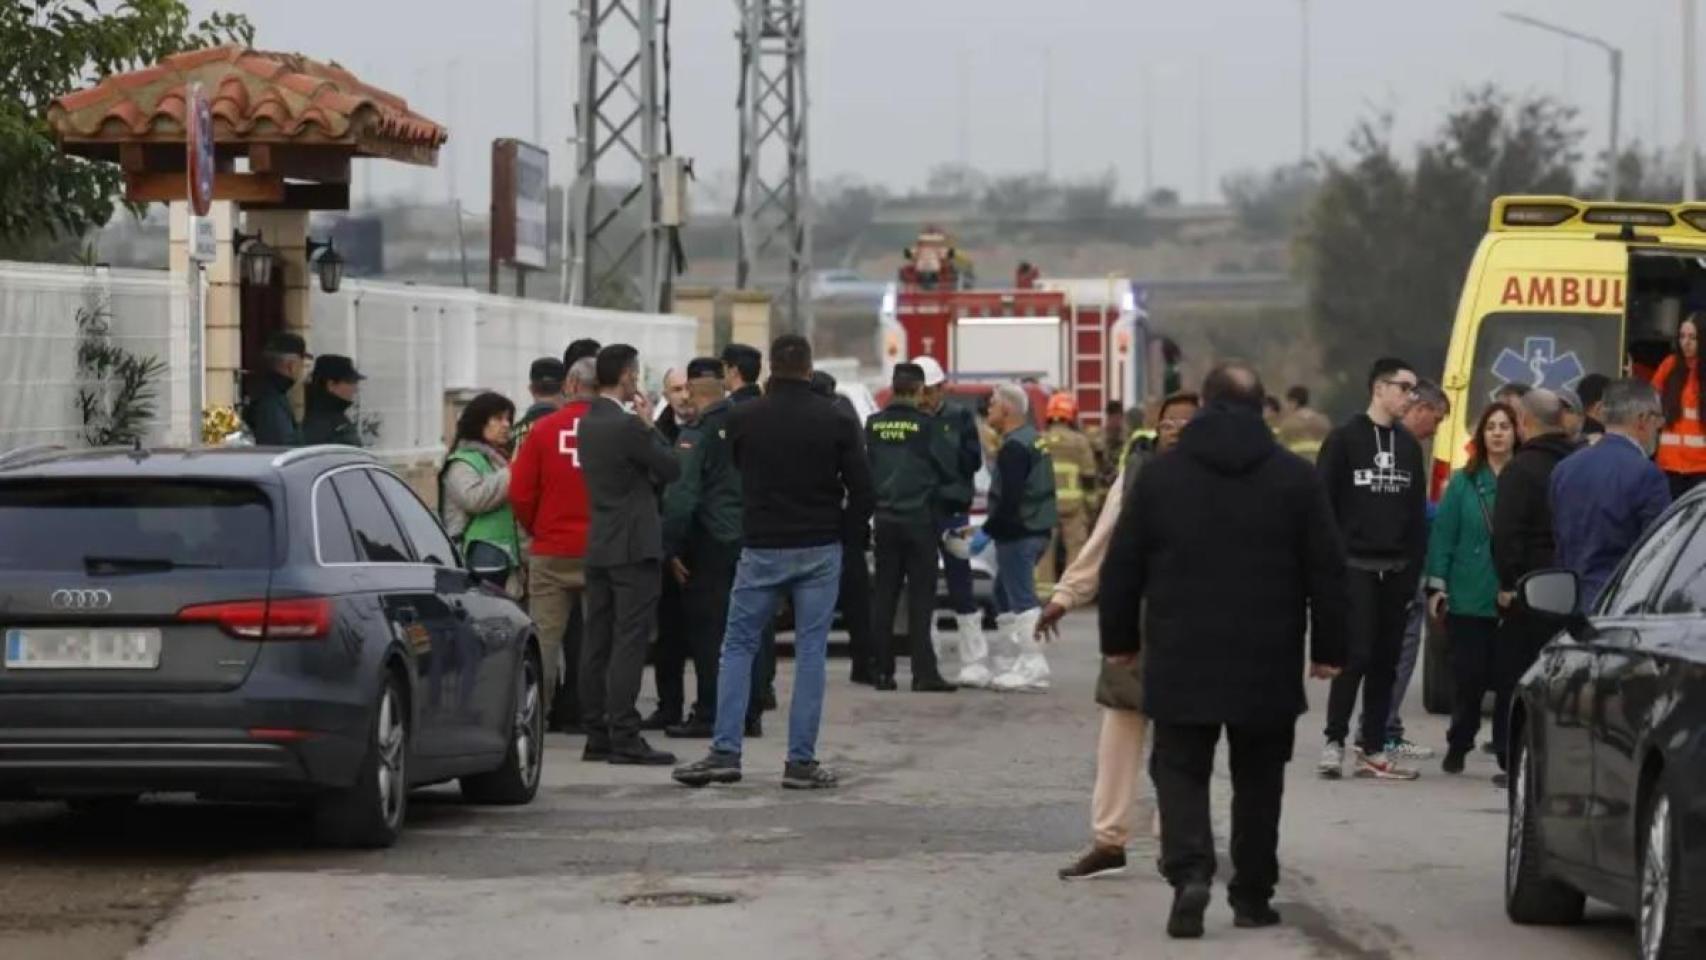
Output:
[[0, 611, 1637, 960]]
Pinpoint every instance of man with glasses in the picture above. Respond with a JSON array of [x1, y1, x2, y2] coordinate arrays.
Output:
[[1316, 358, 1429, 781], [1369, 379, 1450, 763]]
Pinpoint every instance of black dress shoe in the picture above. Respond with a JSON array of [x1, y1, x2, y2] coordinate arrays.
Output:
[[666, 719, 715, 739], [1167, 882, 1211, 939], [582, 738, 612, 762], [745, 715, 763, 738], [911, 676, 958, 693], [640, 710, 680, 732], [607, 738, 676, 766], [849, 668, 875, 686], [873, 674, 898, 691]]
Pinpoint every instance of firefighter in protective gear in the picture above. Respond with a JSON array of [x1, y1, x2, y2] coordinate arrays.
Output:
[[1036, 392, 1098, 591]]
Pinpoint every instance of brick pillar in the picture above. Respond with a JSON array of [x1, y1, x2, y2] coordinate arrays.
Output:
[[729, 290, 773, 353], [245, 210, 311, 415], [171, 200, 241, 414], [674, 286, 718, 357]]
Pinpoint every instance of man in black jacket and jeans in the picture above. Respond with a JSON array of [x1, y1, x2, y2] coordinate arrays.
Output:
[[674, 335, 874, 790], [1316, 357, 1429, 782], [810, 370, 878, 686], [1100, 362, 1347, 939], [1491, 388, 1579, 775]]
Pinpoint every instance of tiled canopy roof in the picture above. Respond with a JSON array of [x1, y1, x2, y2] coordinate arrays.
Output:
[[49, 45, 445, 166]]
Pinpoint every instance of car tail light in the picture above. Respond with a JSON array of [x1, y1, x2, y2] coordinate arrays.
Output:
[[178, 598, 332, 640], [1430, 458, 1451, 503], [248, 728, 317, 741]]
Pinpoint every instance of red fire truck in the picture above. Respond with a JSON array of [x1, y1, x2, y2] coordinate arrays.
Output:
[[876, 230, 1162, 431]]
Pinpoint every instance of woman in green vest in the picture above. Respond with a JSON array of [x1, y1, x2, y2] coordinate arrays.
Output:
[[440, 392, 521, 571], [1423, 400, 1518, 777]]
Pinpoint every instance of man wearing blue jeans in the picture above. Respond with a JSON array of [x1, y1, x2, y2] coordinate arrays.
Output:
[[961, 382, 1058, 692], [674, 335, 874, 789]]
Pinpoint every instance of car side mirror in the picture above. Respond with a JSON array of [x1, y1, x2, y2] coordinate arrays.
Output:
[[1519, 569, 1596, 641], [464, 540, 512, 589], [1520, 570, 1579, 618]]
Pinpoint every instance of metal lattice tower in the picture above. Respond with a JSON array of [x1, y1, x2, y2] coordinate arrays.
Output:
[[568, 0, 672, 311], [734, 0, 813, 338]]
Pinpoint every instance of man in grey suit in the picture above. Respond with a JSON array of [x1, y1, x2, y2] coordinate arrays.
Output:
[[577, 344, 682, 765]]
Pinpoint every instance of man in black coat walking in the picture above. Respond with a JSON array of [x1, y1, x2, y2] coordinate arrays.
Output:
[[1099, 362, 1348, 940], [1490, 388, 1579, 774]]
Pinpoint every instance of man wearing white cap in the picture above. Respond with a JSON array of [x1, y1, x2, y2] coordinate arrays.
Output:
[[913, 355, 993, 685]]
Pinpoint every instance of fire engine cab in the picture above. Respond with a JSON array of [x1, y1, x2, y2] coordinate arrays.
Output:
[[877, 229, 1163, 430]]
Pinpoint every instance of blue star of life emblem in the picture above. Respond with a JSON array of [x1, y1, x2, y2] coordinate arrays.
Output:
[[1489, 336, 1585, 402]]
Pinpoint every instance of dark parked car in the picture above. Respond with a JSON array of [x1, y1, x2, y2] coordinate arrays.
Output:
[[1505, 494, 1706, 960], [0, 445, 545, 848]]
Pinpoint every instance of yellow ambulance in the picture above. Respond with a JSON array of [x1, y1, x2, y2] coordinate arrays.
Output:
[[1423, 195, 1706, 714], [1433, 195, 1706, 498]]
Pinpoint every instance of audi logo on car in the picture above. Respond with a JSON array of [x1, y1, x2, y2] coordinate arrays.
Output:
[[50, 589, 113, 610]]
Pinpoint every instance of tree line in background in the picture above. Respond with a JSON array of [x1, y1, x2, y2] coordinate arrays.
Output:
[[1231, 86, 1706, 411], [0, 0, 252, 258]]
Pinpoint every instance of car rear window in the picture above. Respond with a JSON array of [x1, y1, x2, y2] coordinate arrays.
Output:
[[0, 480, 274, 571]]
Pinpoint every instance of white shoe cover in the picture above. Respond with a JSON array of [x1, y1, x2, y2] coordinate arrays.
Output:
[[991, 608, 1050, 692]]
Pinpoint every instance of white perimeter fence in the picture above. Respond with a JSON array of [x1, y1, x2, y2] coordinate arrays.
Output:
[[0, 261, 696, 470]]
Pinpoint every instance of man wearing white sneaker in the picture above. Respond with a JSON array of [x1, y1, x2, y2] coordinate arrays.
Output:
[[967, 383, 1056, 692], [1315, 358, 1430, 782]]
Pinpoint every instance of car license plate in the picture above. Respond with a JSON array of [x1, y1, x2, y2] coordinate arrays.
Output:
[[4, 628, 162, 670]]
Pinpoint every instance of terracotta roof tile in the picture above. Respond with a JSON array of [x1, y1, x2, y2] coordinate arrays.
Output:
[[48, 44, 445, 165]]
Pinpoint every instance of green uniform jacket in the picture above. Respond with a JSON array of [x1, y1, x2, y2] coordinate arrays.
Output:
[[866, 398, 959, 527], [511, 399, 559, 452], [661, 399, 744, 555], [932, 403, 982, 515], [1424, 466, 1500, 618]]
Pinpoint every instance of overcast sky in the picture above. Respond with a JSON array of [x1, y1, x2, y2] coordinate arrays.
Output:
[[192, 0, 1691, 207]]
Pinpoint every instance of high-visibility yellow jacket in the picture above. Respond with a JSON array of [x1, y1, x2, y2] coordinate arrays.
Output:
[[1041, 422, 1097, 508]]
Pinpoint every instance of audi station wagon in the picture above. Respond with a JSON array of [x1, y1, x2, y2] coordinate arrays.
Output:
[[0, 445, 545, 847]]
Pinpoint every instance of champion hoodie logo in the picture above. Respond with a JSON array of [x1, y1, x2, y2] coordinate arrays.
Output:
[[1353, 426, 1412, 494]]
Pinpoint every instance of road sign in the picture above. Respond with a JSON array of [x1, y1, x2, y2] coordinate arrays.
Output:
[[190, 215, 216, 262], [185, 82, 214, 217], [491, 139, 549, 272]]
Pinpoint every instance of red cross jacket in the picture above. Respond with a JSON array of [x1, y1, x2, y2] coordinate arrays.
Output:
[[509, 399, 593, 558]]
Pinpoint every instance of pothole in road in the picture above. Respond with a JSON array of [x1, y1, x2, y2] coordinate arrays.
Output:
[[619, 891, 740, 908]]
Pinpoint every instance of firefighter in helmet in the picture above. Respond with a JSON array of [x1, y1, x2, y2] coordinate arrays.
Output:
[[1036, 392, 1098, 590]]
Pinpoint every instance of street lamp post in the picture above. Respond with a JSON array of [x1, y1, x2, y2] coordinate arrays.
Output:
[[1686, 0, 1698, 201], [1503, 11, 1623, 199], [1300, 0, 1311, 163]]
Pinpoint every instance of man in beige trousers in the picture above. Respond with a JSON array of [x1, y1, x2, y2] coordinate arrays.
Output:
[[1039, 391, 1199, 880]]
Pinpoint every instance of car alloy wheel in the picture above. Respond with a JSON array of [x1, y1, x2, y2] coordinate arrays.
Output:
[[516, 657, 543, 792], [1641, 795, 1672, 960], [376, 687, 406, 829]]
